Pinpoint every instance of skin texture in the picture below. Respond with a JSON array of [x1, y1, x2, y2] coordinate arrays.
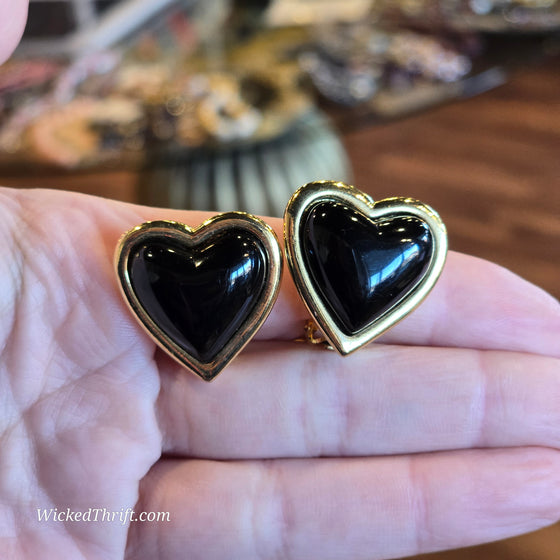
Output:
[[0, 0, 28, 65], [0, 187, 558, 560]]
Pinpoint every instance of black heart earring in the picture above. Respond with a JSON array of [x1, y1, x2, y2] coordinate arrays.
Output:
[[284, 181, 448, 355], [115, 213, 282, 382]]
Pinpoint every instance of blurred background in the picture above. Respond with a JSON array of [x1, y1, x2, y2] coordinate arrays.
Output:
[[0, 1, 559, 557]]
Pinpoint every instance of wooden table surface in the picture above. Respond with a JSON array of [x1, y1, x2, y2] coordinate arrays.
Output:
[[343, 56, 560, 301], [0, 53, 558, 560]]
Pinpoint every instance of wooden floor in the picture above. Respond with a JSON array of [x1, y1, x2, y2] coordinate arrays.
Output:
[[0, 53, 558, 560]]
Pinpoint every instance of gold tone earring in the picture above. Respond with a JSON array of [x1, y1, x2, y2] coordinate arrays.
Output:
[[284, 181, 448, 355], [115, 213, 282, 382]]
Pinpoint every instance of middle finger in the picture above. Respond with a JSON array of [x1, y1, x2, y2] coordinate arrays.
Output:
[[157, 342, 560, 459]]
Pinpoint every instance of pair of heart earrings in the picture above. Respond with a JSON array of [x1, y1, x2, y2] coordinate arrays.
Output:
[[115, 181, 448, 382]]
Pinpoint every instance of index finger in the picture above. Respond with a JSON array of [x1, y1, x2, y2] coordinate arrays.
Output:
[[260, 249, 560, 358], [118, 206, 560, 358]]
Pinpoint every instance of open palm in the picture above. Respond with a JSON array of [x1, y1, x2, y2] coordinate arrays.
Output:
[[1, 187, 559, 560]]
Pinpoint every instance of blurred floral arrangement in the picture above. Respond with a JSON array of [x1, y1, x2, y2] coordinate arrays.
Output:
[[0, 24, 311, 168], [379, 0, 560, 30], [298, 24, 477, 106], [0, 0, 558, 169]]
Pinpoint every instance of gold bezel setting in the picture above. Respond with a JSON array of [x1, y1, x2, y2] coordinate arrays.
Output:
[[284, 181, 448, 355], [115, 213, 282, 381]]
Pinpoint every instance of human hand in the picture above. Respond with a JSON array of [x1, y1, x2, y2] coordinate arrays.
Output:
[[0, 0, 27, 65], [0, 187, 559, 559]]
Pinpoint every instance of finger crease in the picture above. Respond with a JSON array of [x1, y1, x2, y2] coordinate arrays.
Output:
[[473, 351, 490, 448], [408, 455, 431, 555], [263, 462, 294, 560]]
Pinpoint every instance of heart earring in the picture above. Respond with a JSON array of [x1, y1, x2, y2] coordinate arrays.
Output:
[[284, 181, 448, 355], [115, 213, 282, 382]]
